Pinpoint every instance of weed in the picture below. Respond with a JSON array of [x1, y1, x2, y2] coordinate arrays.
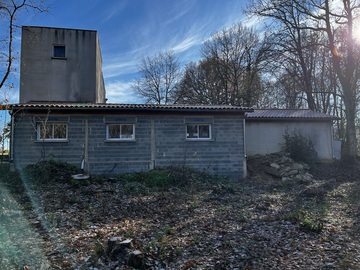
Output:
[[188, 200, 200, 211], [124, 230, 135, 238], [123, 181, 148, 194], [121, 170, 170, 188], [340, 253, 356, 269], [69, 177, 90, 187], [238, 211, 248, 222], [45, 212, 57, 228], [91, 240, 105, 258], [144, 170, 171, 187], [344, 183, 360, 205], [67, 194, 78, 204], [174, 247, 183, 256], [222, 240, 234, 248], [162, 225, 175, 236], [79, 219, 89, 230], [285, 208, 323, 233]]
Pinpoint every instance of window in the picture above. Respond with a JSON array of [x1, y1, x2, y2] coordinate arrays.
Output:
[[106, 124, 135, 141], [53, 45, 66, 58], [186, 124, 211, 140], [37, 123, 68, 141]]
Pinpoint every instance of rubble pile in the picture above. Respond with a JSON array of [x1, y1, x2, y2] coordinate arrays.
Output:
[[247, 152, 315, 183]]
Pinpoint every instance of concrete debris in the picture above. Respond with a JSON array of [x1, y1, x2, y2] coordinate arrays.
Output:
[[247, 152, 315, 183]]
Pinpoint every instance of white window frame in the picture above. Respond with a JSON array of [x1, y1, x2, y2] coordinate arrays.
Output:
[[186, 124, 211, 140], [106, 123, 135, 141], [36, 122, 68, 142]]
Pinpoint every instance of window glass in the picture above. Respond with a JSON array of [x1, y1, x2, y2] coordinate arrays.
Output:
[[108, 124, 120, 139], [40, 124, 52, 139], [121, 124, 134, 139], [199, 125, 210, 138], [186, 124, 211, 139], [38, 123, 67, 140], [53, 45, 65, 58], [54, 124, 67, 139], [107, 124, 135, 140], [186, 124, 198, 138]]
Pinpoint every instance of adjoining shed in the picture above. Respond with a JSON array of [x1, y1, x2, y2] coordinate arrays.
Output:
[[245, 109, 339, 162]]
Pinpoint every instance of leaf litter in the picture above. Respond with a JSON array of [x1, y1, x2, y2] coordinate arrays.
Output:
[[1, 155, 360, 269]]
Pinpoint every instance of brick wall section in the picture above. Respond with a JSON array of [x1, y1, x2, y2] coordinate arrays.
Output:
[[12, 113, 245, 179]]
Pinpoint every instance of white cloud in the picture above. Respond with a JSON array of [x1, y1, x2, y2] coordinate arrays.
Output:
[[102, 59, 138, 80], [171, 35, 200, 54], [100, 2, 127, 24], [105, 80, 143, 104]]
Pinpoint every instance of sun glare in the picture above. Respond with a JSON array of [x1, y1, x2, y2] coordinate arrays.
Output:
[[354, 21, 360, 44]]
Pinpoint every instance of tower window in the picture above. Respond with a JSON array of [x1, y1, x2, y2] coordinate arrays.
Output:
[[53, 45, 66, 58]]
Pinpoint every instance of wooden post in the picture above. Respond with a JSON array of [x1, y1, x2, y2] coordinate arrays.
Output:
[[84, 119, 89, 172], [150, 119, 156, 169]]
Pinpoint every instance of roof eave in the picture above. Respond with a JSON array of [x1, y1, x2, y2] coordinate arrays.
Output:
[[7, 104, 254, 114], [246, 117, 340, 121]]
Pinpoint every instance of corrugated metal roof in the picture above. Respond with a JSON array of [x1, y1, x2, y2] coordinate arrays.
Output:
[[7, 103, 253, 112], [246, 109, 339, 120]]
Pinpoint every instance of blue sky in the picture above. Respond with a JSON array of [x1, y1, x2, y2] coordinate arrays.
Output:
[[15, 0, 249, 104]]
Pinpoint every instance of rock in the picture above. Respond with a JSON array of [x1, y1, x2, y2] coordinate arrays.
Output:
[[279, 156, 292, 164], [303, 173, 313, 181], [71, 174, 90, 180], [292, 163, 304, 170], [270, 163, 280, 169], [285, 169, 298, 176], [263, 166, 282, 178]]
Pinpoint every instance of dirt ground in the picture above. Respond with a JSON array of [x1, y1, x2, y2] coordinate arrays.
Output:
[[1, 155, 360, 269]]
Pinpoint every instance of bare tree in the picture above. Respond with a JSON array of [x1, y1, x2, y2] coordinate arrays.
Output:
[[133, 50, 181, 104], [0, 0, 47, 159], [267, 31, 339, 112], [247, 0, 360, 161], [176, 23, 270, 107], [175, 60, 226, 105], [202, 23, 270, 107], [0, 0, 47, 93]]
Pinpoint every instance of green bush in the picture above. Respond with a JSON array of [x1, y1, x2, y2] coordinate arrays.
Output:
[[21, 160, 81, 185], [0, 164, 22, 188], [120, 166, 225, 190], [283, 129, 318, 165], [121, 170, 170, 187]]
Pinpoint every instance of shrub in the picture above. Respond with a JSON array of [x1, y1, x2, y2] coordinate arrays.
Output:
[[121, 170, 171, 188], [21, 160, 81, 185], [283, 129, 318, 165], [120, 166, 225, 190], [0, 164, 22, 188]]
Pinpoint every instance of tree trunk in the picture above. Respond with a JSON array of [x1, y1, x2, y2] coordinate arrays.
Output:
[[342, 87, 358, 161], [324, 0, 358, 161]]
